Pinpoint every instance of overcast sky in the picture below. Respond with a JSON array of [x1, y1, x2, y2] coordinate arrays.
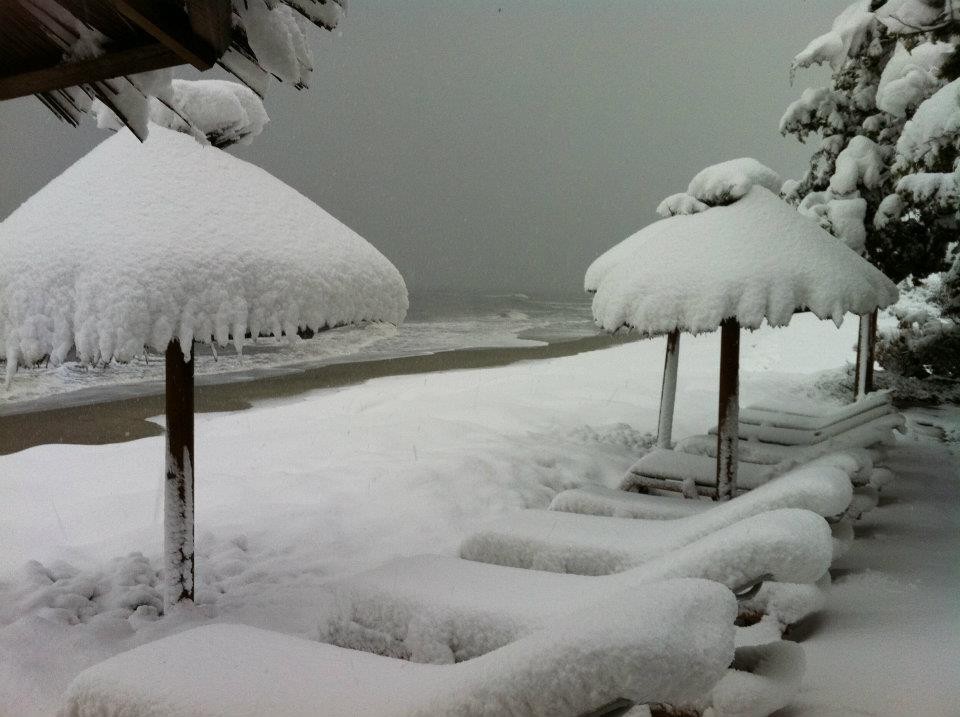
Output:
[[0, 1, 846, 295]]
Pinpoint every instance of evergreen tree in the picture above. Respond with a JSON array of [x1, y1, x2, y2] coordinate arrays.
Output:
[[783, 0, 960, 382]]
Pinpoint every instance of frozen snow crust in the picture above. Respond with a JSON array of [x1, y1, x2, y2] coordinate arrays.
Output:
[[62, 579, 737, 717], [0, 126, 408, 375], [588, 186, 898, 336]]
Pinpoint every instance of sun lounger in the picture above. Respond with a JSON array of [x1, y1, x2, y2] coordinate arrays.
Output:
[[459, 501, 833, 575], [552, 461, 851, 520], [326, 509, 831, 666], [548, 464, 856, 558], [676, 414, 903, 489], [61, 579, 736, 717], [621, 447, 883, 513], [709, 395, 902, 447], [740, 390, 892, 429]]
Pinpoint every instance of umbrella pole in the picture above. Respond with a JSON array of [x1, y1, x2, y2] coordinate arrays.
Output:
[[854, 311, 876, 400], [164, 339, 195, 610], [716, 319, 739, 501], [657, 330, 680, 449]]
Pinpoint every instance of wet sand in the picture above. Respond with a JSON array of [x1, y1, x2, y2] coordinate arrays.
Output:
[[0, 333, 635, 456]]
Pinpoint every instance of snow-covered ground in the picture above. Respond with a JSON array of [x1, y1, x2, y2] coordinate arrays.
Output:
[[0, 313, 957, 715]]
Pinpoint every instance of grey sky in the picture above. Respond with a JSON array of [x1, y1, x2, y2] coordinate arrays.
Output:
[[0, 1, 845, 294]]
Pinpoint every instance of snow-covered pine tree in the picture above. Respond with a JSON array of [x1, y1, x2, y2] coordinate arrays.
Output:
[[782, 0, 960, 386]]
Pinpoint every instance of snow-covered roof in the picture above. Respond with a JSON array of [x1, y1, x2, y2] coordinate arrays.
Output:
[[0, 126, 408, 375], [588, 186, 898, 336]]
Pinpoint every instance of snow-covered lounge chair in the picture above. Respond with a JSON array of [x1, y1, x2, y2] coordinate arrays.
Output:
[[61, 580, 736, 717], [460, 505, 837, 577], [674, 416, 902, 489], [322, 513, 825, 715], [659, 393, 906, 496], [549, 461, 858, 556], [713, 391, 898, 446], [620, 449, 882, 519], [326, 509, 831, 664]]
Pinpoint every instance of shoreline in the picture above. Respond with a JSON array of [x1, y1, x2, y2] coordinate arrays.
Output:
[[0, 332, 636, 456]]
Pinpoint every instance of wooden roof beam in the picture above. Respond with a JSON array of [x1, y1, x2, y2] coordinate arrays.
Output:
[[0, 42, 182, 101], [185, 0, 233, 60], [109, 0, 224, 70]]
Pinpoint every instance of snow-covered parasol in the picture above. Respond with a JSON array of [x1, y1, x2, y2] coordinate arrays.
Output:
[[0, 125, 408, 607], [586, 159, 898, 500]]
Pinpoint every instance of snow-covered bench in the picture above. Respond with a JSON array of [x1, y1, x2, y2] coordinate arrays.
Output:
[[620, 449, 881, 518], [325, 509, 830, 670], [61, 579, 736, 717]]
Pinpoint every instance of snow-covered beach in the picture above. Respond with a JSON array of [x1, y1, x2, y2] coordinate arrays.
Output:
[[1, 311, 957, 715], [2, 1, 960, 713]]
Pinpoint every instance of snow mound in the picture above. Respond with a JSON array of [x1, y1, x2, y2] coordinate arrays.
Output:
[[687, 158, 783, 207], [656, 193, 710, 218], [876, 41, 953, 118], [96, 80, 270, 148], [711, 641, 805, 717], [0, 126, 408, 379], [325, 510, 830, 664], [160, 80, 270, 148], [62, 579, 737, 717], [460, 505, 833, 579], [589, 186, 898, 336], [896, 78, 960, 169], [742, 578, 829, 628]]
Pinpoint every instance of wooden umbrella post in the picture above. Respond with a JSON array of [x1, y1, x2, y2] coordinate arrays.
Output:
[[715, 319, 740, 501], [656, 330, 681, 449], [164, 339, 195, 610], [854, 310, 877, 400]]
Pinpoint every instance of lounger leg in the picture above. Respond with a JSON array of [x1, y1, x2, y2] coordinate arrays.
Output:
[[716, 319, 739, 501], [165, 339, 195, 609], [657, 330, 681, 449]]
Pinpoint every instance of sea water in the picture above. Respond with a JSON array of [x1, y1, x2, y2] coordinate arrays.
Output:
[[0, 291, 598, 411]]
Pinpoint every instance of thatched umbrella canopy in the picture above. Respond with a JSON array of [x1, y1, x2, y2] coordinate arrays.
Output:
[[0, 0, 344, 138], [0, 125, 408, 607], [587, 170, 897, 500]]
